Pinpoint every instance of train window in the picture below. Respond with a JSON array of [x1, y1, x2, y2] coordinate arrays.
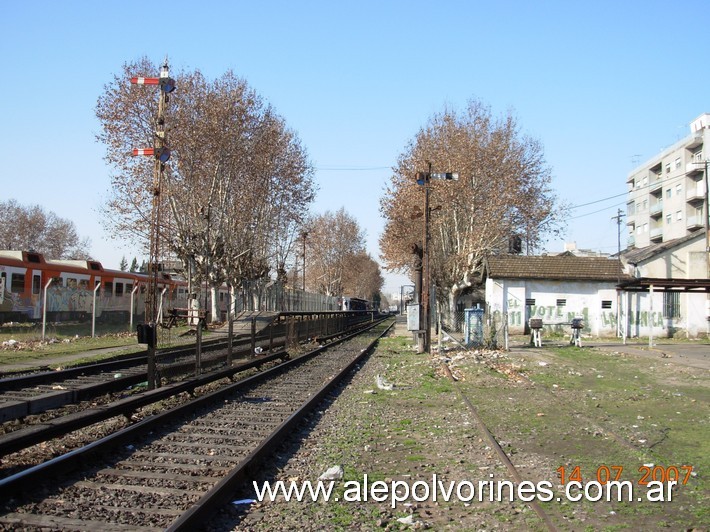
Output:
[[104, 281, 113, 295], [27, 253, 41, 263], [11, 273, 25, 293], [126, 283, 133, 294], [115, 283, 124, 297], [66, 278, 78, 289], [33, 275, 42, 294], [78, 279, 89, 290]]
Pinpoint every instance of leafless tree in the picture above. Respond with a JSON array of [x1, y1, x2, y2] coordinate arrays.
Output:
[[0, 199, 91, 259], [96, 58, 315, 320], [379, 100, 565, 311], [305, 208, 383, 298]]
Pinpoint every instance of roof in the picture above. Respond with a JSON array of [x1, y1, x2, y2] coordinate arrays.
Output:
[[622, 230, 704, 265], [618, 277, 710, 293], [484, 254, 629, 282]]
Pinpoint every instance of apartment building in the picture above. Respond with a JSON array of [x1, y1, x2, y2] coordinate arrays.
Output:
[[626, 113, 709, 249]]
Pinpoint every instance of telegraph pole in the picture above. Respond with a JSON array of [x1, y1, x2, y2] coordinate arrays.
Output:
[[301, 230, 309, 291], [415, 164, 458, 353], [132, 60, 176, 389], [611, 208, 625, 338]]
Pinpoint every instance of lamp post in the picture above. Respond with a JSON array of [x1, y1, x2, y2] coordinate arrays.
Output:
[[301, 230, 309, 291], [415, 164, 458, 353]]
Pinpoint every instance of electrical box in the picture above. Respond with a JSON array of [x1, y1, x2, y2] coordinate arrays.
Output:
[[407, 304, 420, 331], [137, 323, 156, 347]]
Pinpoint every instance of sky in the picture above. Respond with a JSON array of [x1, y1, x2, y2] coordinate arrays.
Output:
[[2, 1, 709, 297]]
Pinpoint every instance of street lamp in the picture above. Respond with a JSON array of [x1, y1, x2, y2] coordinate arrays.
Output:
[[301, 230, 309, 291], [415, 163, 458, 353]]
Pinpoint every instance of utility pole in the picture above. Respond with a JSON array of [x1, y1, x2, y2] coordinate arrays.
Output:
[[415, 164, 458, 354], [611, 208, 625, 282], [131, 59, 176, 389], [611, 208, 625, 338], [301, 230, 309, 291]]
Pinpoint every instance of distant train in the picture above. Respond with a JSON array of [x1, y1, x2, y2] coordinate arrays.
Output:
[[339, 297, 370, 311], [0, 250, 190, 323]]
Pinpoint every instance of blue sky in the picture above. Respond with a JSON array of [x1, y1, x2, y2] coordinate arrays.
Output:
[[2, 1, 709, 296]]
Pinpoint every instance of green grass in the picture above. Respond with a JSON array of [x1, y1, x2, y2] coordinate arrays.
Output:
[[0, 322, 202, 369]]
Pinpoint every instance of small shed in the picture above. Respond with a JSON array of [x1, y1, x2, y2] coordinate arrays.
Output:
[[483, 254, 630, 337]]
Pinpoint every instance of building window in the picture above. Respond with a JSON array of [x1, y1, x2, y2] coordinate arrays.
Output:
[[10, 273, 25, 293], [601, 300, 613, 309], [663, 292, 680, 319], [666, 213, 672, 224], [33, 275, 42, 295], [675, 157, 681, 169], [643, 223, 648, 233], [666, 188, 672, 199], [676, 211, 682, 221], [676, 183, 682, 195]]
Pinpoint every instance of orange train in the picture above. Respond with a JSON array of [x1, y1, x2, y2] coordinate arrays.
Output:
[[0, 250, 189, 323]]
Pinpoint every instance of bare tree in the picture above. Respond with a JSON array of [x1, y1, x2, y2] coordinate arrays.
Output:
[[96, 59, 315, 320], [379, 100, 565, 311], [341, 251, 384, 302], [0, 199, 91, 259], [305, 208, 379, 297]]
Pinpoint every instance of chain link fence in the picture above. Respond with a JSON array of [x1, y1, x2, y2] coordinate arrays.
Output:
[[2, 280, 340, 343], [438, 305, 508, 349]]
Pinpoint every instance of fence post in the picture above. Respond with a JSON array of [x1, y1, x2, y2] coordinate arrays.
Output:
[[92, 282, 101, 338], [195, 321, 202, 376], [251, 316, 257, 355]]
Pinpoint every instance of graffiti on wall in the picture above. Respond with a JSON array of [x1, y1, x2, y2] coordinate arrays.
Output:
[[505, 297, 665, 331]]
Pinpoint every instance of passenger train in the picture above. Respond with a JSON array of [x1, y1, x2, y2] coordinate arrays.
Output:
[[0, 250, 190, 323], [0, 250, 369, 325]]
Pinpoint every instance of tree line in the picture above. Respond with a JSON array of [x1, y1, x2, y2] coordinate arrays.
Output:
[[95, 58, 383, 317], [5, 57, 563, 320]]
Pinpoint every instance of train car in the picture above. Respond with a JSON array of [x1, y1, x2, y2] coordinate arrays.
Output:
[[0, 250, 188, 324], [339, 297, 370, 311]]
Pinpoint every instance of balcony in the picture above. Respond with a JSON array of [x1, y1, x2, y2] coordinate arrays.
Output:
[[649, 202, 663, 217], [649, 227, 663, 242], [686, 215, 704, 231], [686, 161, 704, 175], [686, 182, 706, 203], [686, 133, 704, 150], [627, 234, 635, 247]]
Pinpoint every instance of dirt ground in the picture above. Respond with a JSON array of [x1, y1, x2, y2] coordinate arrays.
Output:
[[209, 320, 708, 531]]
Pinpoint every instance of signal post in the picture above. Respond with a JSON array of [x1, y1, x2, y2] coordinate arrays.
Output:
[[132, 61, 176, 389]]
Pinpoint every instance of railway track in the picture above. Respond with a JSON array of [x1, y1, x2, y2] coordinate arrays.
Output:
[[0, 311, 374, 425], [0, 318, 392, 531]]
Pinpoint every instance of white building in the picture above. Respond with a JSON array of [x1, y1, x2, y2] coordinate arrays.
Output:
[[483, 255, 628, 337], [621, 231, 709, 338], [626, 113, 709, 249]]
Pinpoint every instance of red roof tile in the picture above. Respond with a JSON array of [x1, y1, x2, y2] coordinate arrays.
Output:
[[485, 255, 629, 282]]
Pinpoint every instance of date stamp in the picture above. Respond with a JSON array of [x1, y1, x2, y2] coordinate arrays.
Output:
[[557, 465, 694, 486]]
